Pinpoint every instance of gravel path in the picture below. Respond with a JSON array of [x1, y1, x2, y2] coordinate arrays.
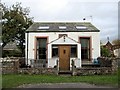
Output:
[[17, 83, 115, 88]]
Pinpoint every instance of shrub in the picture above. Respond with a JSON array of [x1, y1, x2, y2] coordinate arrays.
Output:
[[101, 46, 111, 57], [97, 57, 112, 67], [2, 50, 22, 57]]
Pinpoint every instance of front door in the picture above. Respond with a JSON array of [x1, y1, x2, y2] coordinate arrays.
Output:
[[59, 45, 70, 71]]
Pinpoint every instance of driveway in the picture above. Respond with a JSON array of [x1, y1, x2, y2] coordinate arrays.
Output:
[[17, 83, 116, 88]]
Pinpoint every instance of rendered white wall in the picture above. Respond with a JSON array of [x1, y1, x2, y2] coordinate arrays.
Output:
[[25, 32, 100, 66], [92, 32, 100, 59]]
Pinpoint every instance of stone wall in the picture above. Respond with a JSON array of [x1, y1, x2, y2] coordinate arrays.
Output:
[[1, 57, 20, 74], [18, 68, 58, 75], [112, 58, 119, 72], [1, 57, 119, 75], [74, 67, 112, 76], [1, 57, 58, 75], [73, 58, 118, 76], [2, 61, 19, 74]]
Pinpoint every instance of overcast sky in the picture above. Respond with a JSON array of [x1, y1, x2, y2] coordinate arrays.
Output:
[[1, 0, 119, 44]]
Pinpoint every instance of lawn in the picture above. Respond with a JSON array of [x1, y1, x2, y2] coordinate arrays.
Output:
[[2, 73, 118, 88]]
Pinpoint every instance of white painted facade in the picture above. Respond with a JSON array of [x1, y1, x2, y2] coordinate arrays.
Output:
[[25, 31, 100, 69], [114, 48, 120, 58]]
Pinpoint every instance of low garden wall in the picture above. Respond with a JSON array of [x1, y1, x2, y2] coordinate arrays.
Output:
[[1, 57, 119, 75], [1, 57, 19, 74], [1, 57, 58, 75], [18, 68, 58, 75], [74, 67, 112, 76], [98, 57, 118, 73], [73, 57, 118, 76]]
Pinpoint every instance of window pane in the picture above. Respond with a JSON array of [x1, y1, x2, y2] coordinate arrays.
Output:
[[52, 45, 58, 57], [71, 45, 77, 57], [81, 39, 89, 48], [39, 39, 46, 48], [37, 38, 47, 59], [80, 38, 90, 60]]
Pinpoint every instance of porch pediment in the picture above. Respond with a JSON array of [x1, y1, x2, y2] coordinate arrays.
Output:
[[49, 35, 79, 45]]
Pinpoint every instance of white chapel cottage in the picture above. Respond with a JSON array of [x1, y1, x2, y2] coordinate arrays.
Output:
[[25, 22, 100, 70]]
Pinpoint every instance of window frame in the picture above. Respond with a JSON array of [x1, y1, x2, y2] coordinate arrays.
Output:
[[79, 36, 92, 61], [35, 36, 48, 61]]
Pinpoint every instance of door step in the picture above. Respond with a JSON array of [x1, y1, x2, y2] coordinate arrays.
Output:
[[58, 71, 72, 75]]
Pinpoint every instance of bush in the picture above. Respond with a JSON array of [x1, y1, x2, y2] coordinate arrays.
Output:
[[101, 46, 111, 57], [97, 57, 112, 67], [2, 50, 22, 57]]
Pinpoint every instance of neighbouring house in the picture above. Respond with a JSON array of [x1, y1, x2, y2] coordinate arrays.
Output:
[[3, 41, 18, 51], [103, 40, 120, 57], [25, 22, 100, 70], [103, 41, 114, 56], [3, 41, 21, 57]]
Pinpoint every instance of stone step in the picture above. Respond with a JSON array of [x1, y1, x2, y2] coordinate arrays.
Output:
[[58, 70, 72, 75]]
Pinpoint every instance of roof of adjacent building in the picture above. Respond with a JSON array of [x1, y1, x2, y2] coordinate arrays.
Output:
[[103, 41, 120, 50], [26, 22, 100, 32], [3, 41, 18, 50]]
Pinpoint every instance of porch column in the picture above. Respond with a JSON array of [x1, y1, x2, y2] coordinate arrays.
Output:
[[78, 44, 81, 67], [47, 44, 52, 68]]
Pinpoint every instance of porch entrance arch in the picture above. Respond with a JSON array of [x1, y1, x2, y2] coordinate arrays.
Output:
[[48, 35, 81, 70]]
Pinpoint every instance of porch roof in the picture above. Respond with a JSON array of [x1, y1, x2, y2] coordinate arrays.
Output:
[[48, 35, 80, 45], [26, 22, 100, 32]]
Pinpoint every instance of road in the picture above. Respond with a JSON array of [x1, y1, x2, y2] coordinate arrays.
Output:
[[17, 83, 116, 88]]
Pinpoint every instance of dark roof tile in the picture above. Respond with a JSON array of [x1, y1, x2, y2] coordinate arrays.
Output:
[[26, 22, 100, 32]]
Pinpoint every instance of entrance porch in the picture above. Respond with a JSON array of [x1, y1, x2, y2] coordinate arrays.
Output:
[[47, 35, 81, 71]]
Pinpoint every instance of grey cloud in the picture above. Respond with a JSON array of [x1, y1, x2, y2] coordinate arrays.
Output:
[[2, 0, 118, 43]]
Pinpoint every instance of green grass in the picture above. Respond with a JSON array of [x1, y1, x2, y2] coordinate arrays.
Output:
[[2, 73, 118, 88], [118, 67, 120, 87], [0, 74, 2, 89]]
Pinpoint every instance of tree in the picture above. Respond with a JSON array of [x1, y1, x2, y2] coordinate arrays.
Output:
[[2, 2, 33, 56], [101, 46, 111, 57]]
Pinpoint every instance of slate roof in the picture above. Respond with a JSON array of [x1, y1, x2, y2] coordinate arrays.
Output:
[[26, 22, 100, 32], [3, 41, 18, 50], [106, 41, 113, 47]]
